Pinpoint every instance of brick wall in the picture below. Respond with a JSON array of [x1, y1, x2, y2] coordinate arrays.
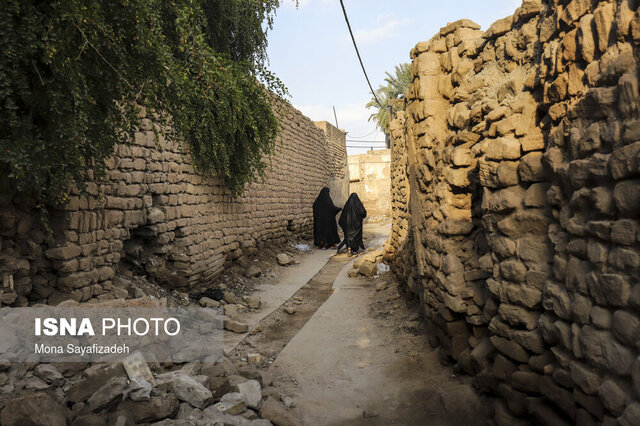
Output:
[[384, 0, 640, 424], [314, 121, 350, 207], [0, 103, 345, 305]]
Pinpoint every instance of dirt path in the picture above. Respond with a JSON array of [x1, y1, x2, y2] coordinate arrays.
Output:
[[230, 222, 494, 425]]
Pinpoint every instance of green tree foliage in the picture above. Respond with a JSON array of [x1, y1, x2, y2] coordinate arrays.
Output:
[[0, 0, 287, 208], [366, 63, 411, 135]]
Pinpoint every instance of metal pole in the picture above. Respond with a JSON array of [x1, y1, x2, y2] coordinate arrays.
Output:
[[333, 106, 339, 128]]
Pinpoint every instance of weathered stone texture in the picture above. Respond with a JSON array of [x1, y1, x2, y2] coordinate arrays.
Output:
[[0, 104, 347, 304], [386, 0, 640, 424], [348, 149, 391, 217]]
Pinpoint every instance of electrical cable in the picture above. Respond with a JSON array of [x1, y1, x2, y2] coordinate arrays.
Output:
[[339, 0, 383, 108], [347, 128, 377, 139]]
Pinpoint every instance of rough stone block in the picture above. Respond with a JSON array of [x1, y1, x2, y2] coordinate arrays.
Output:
[[490, 335, 530, 363], [613, 179, 640, 216], [594, 2, 615, 53], [610, 141, 640, 180], [539, 376, 576, 420], [497, 210, 550, 239], [580, 326, 635, 375], [519, 152, 546, 182], [484, 15, 514, 39], [499, 303, 539, 330], [611, 310, 639, 347], [620, 403, 640, 426], [45, 245, 82, 261], [485, 137, 522, 161], [497, 161, 520, 187]]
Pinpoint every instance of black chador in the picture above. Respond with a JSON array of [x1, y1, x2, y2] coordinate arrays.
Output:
[[312, 187, 341, 248], [337, 193, 367, 253]]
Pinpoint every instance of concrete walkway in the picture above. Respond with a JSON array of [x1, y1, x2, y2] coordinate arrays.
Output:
[[265, 223, 493, 425], [224, 248, 334, 351]]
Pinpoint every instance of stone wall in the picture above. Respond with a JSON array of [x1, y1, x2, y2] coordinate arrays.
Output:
[[348, 149, 392, 217], [384, 0, 640, 424], [0, 103, 345, 306]]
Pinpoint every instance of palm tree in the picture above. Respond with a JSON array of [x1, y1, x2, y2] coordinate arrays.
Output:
[[384, 63, 412, 98], [366, 63, 411, 147]]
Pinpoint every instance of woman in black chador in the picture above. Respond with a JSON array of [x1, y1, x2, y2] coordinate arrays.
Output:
[[313, 187, 342, 249], [337, 193, 367, 254]]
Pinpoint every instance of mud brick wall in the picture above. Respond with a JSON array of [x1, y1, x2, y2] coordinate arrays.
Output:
[[0, 103, 345, 306], [347, 149, 392, 217], [313, 121, 348, 178], [314, 121, 350, 207], [385, 110, 414, 281], [385, 0, 640, 424]]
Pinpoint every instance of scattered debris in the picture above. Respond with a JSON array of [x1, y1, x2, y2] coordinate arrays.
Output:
[[224, 317, 249, 334], [87, 376, 128, 411], [282, 396, 295, 409], [127, 378, 152, 401], [375, 281, 388, 292], [244, 265, 262, 278], [248, 353, 263, 365], [277, 253, 291, 266], [223, 291, 239, 304], [0, 393, 69, 426], [199, 296, 220, 308], [362, 409, 380, 418], [359, 261, 377, 277], [192, 288, 224, 302], [283, 306, 297, 315], [246, 296, 261, 309], [237, 380, 262, 409], [214, 392, 247, 415], [377, 262, 390, 274], [33, 364, 65, 387], [123, 351, 154, 384], [162, 372, 213, 409], [260, 397, 302, 426]]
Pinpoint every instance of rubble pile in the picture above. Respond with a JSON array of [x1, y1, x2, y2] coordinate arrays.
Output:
[[347, 249, 387, 277], [0, 354, 301, 426]]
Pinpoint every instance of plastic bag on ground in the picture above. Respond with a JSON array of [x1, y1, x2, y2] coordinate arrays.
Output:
[[377, 262, 390, 274]]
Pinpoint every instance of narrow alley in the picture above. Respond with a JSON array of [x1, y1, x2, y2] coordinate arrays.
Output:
[[220, 221, 493, 425], [1, 0, 640, 425]]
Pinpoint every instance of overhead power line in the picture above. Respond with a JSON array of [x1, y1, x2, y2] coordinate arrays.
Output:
[[347, 139, 386, 144], [339, 0, 382, 108], [347, 128, 377, 139]]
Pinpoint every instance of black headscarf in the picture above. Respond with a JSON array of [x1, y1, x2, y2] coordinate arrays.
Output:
[[338, 193, 367, 252], [313, 187, 341, 247]]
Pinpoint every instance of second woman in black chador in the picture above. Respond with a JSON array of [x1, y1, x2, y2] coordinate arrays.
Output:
[[312, 187, 341, 249], [337, 193, 367, 254]]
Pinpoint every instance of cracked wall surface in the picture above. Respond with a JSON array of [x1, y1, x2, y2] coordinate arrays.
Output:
[[384, 0, 640, 423]]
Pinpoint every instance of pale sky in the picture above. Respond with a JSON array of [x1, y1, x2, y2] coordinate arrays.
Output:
[[266, 0, 522, 154]]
